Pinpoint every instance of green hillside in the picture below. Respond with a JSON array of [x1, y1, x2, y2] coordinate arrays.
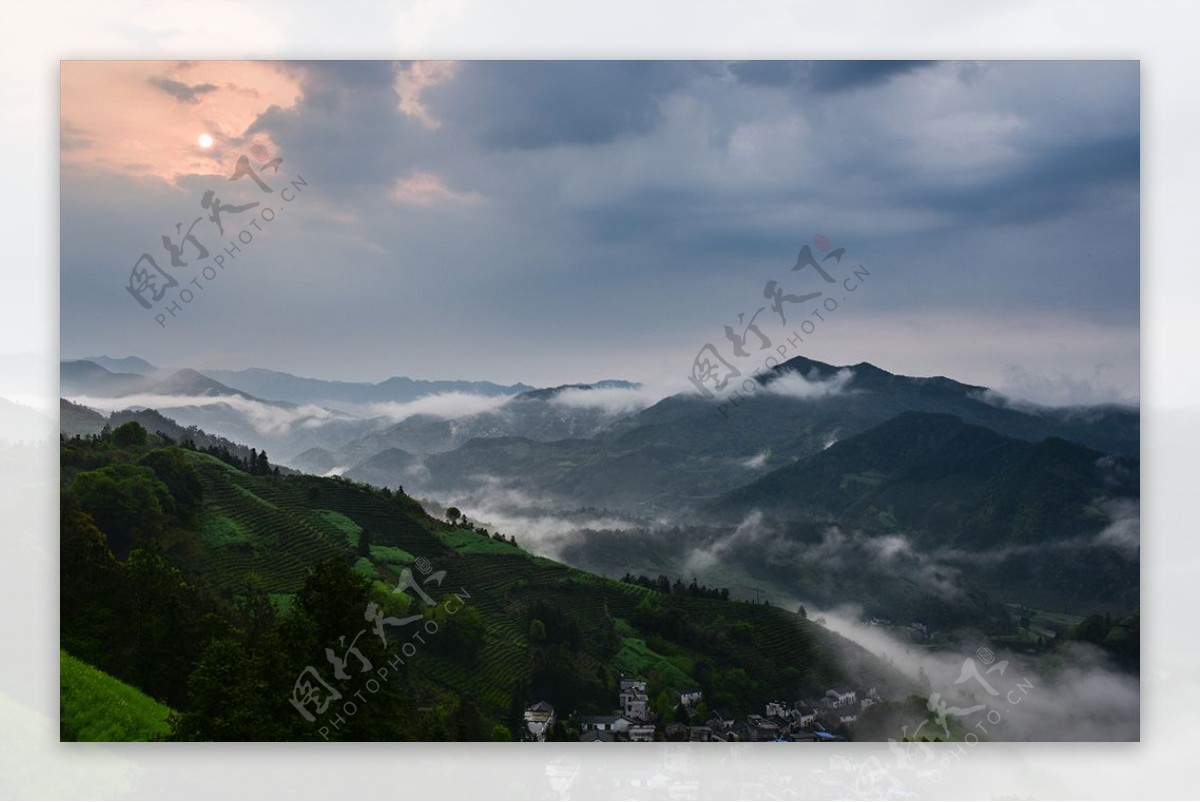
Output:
[[60, 422, 907, 741], [60, 651, 173, 741]]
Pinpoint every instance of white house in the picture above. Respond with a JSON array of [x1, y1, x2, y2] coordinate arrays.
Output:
[[825, 687, 857, 707], [619, 678, 650, 721], [765, 701, 794, 718], [523, 701, 556, 741], [580, 714, 632, 733]]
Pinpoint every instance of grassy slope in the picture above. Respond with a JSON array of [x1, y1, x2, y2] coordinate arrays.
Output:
[[60, 651, 173, 741]]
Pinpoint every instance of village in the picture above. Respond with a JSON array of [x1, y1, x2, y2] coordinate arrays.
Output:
[[522, 678, 883, 742]]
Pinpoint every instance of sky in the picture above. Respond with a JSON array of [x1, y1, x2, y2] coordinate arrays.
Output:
[[59, 59, 1140, 405]]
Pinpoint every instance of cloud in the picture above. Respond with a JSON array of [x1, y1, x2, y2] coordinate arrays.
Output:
[[394, 61, 460, 128], [62, 61, 302, 182], [741, 450, 769, 470], [994, 362, 1139, 407], [422, 61, 699, 150], [729, 60, 938, 93], [65, 393, 350, 435], [389, 171, 486, 206], [1094, 498, 1139, 556], [367, 392, 514, 423], [147, 76, 218, 104], [806, 527, 964, 599], [61, 61, 1138, 400], [763, 368, 855, 400], [797, 603, 1138, 740], [415, 473, 643, 558], [548, 382, 676, 415]]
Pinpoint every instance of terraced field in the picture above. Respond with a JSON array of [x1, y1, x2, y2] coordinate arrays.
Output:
[[179, 464, 350, 592], [175, 456, 445, 593]]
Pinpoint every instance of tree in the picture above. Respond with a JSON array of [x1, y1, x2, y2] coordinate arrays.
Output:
[[138, 447, 203, 522], [112, 420, 147, 447], [797, 604, 808, 619], [68, 464, 174, 556], [356, 527, 371, 558], [445, 507, 461, 525]]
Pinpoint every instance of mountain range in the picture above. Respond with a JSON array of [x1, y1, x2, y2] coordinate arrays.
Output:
[[59, 353, 1139, 620]]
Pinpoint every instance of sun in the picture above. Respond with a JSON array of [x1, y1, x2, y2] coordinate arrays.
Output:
[[197, 133, 214, 149]]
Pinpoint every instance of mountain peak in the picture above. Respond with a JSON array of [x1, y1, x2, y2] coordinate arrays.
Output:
[[515, 380, 638, 402], [150, 368, 243, 398], [848, 361, 893, 378], [78, 355, 156, 375], [774, 355, 841, 378]]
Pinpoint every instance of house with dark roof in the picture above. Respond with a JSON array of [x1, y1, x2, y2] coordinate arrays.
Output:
[[580, 729, 615, 742], [747, 714, 780, 741]]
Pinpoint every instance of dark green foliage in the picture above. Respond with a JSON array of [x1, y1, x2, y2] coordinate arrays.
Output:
[[138, 447, 204, 521], [718, 412, 1137, 550], [112, 420, 147, 447], [68, 464, 174, 556], [60, 494, 227, 710], [1067, 608, 1139, 672]]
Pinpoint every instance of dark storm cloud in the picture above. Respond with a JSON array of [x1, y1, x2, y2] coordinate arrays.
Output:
[[246, 60, 431, 191], [808, 60, 938, 92], [422, 61, 702, 150], [729, 60, 938, 92], [921, 133, 1137, 224], [892, 133, 1140, 226], [146, 76, 218, 104]]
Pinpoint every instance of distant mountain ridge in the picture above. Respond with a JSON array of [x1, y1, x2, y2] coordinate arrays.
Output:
[[336, 354, 1138, 517], [200, 366, 536, 407], [60, 360, 387, 462], [73, 355, 157, 375]]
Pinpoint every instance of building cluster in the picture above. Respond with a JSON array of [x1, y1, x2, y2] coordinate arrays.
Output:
[[577, 678, 659, 742], [522, 678, 883, 743]]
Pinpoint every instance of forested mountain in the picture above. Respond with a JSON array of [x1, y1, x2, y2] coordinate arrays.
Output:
[[715, 410, 1138, 550], [337, 355, 1137, 517], [60, 421, 907, 741]]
